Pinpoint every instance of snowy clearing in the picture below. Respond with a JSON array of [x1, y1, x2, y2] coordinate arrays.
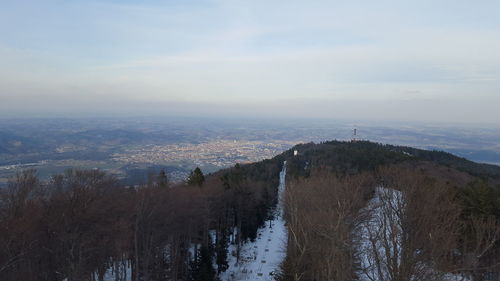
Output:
[[358, 186, 471, 281], [219, 161, 288, 281]]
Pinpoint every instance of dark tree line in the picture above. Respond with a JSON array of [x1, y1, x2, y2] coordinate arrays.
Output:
[[285, 140, 500, 181], [0, 157, 283, 281]]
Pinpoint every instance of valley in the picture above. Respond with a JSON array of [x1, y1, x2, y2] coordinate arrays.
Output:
[[1, 118, 499, 187]]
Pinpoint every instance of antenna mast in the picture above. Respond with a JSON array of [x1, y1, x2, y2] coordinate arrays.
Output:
[[352, 128, 357, 142]]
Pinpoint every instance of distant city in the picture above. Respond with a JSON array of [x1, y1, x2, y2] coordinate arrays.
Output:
[[1, 117, 499, 185]]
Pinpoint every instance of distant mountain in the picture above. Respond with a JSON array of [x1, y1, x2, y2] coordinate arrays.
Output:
[[0, 132, 46, 154], [69, 129, 178, 145], [0, 145, 9, 154]]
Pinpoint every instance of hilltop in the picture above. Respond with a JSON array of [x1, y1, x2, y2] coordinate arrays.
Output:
[[281, 140, 500, 180], [272, 141, 500, 281]]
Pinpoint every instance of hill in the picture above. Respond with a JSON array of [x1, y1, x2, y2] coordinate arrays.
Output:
[[2, 140, 500, 281], [276, 141, 500, 281], [282, 140, 500, 181]]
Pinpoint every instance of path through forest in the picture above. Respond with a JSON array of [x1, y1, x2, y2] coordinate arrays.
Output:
[[220, 161, 288, 281]]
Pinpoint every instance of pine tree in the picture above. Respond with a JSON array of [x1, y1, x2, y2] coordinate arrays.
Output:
[[189, 245, 217, 281], [157, 169, 168, 188], [187, 167, 205, 187]]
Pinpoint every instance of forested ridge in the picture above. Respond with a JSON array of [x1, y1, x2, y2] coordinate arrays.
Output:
[[285, 140, 500, 179], [2, 140, 500, 281], [282, 141, 500, 281]]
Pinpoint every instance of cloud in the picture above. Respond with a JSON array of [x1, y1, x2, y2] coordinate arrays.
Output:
[[0, 0, 499, 123]]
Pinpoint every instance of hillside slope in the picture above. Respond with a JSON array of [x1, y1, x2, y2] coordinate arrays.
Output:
[[277, 141, 500, 281]]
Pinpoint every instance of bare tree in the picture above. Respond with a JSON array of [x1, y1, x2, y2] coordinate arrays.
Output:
[[283, 169, 374, 281], [0, 170, 43, 279], [453, 216, 500, 281], [359, 166, 461, 281]]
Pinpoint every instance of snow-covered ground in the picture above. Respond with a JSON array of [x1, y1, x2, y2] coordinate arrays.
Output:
[[358, 187, 402, 281], [103, 261, 132, 281], [99, 162, 288, 281], [219, 161, 288, 281], [358, 187, 471, 281]]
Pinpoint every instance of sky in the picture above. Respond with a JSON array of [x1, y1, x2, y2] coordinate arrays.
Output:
[[0, 0, 499, 124]]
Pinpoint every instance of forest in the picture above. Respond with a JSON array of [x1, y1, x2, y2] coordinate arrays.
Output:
[[2, 140, 500, 281], [282, 141, 500, 281], [0, 157, 283, 281]]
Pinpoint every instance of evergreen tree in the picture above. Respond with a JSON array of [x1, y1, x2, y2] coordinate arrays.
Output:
[[220, 163, 244, 190], [187, 167, 205, 187], [215, 231, 229, 273], [189, 245, 217, 281], [457, 180, 500, 219], [157, 169, 168, 188]]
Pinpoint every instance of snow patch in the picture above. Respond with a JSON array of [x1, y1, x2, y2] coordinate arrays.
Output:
[[219, 161, 288, 281], [358, 187, 471, 281]]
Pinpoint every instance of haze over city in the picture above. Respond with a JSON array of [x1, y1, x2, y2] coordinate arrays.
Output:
[[1, 0, 499, 123]]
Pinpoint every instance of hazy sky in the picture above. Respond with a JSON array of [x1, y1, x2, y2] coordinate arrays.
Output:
[[1, 0, 499, 123]]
